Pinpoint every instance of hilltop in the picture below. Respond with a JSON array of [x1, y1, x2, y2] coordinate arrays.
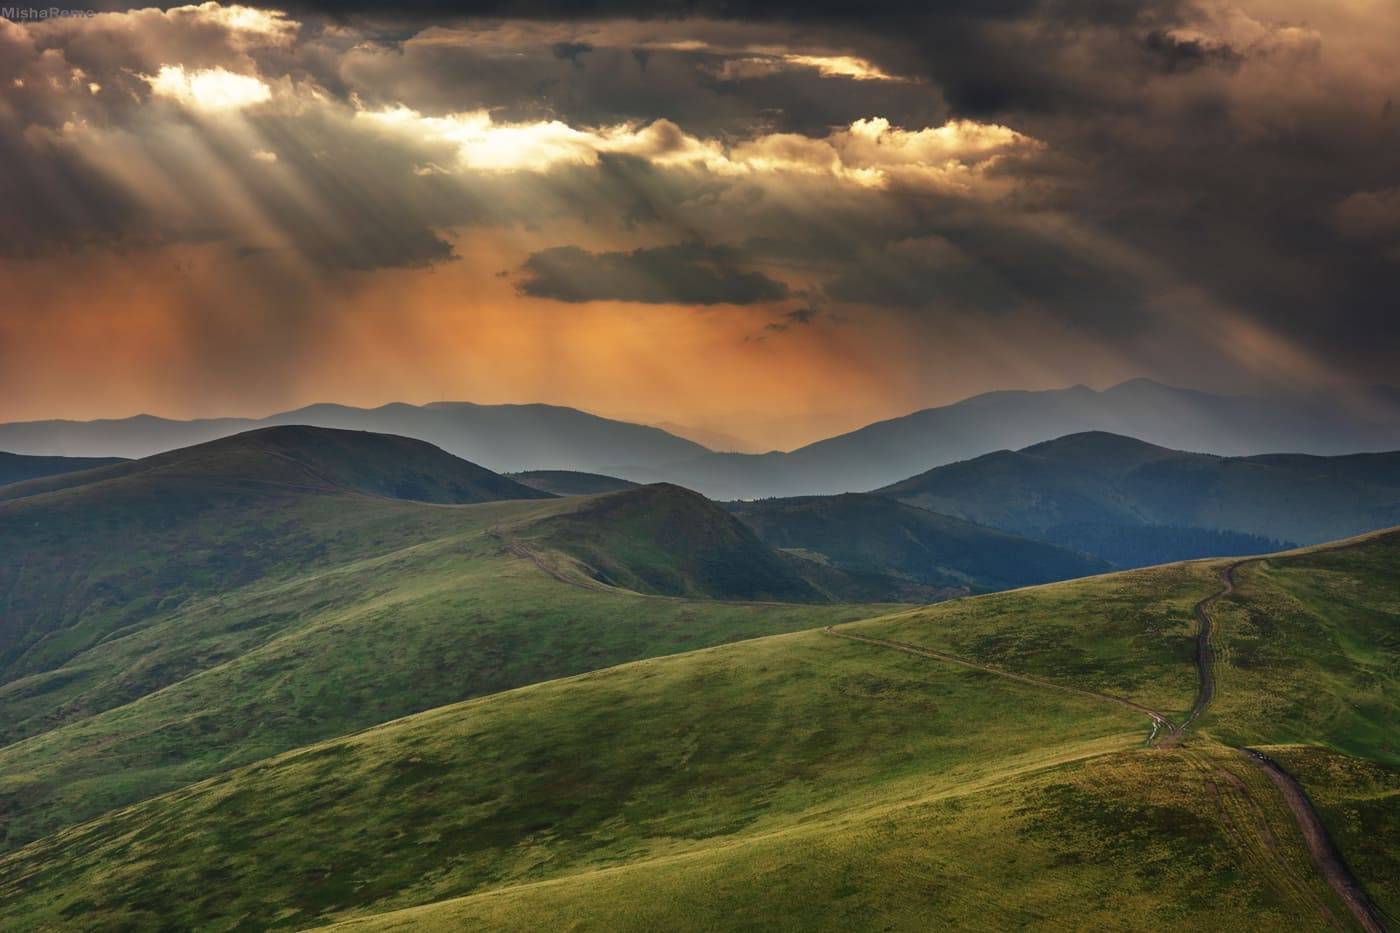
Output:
[[877, 431, 1400, 558], [506, 469, 640, 496], [0, 433, 884, 852], [516, 484, 945, 603], [0, 452, 124, 488], [0, 424, 553, 507]]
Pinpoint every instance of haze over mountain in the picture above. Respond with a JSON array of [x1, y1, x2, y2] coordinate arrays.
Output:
[[878, 431, 1400, 553], [6, 381, 1400, 501], [636, 380, 1400, 499], [0, 402, 707, 475]]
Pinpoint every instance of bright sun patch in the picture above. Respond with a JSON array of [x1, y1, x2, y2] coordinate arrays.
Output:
[[145, 65, 272, 112]]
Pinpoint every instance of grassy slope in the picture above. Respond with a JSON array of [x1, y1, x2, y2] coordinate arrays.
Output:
[[11, 535, 1400, 930], [1263, 745, 1400, 921], [516, 484, 827, 602], [0, 426, 549, 682], [341, 746, 1333, 933], [727, 493, 1110, 591], [0, 493, 874, 852], [0, 631, 1162, 930], [1202, 533, 1400, 921], [838, 561, 1215, 718], [1204, 534, 1400, 764]]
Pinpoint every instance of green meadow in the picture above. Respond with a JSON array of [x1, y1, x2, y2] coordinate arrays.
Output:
[[3, 530, 1396, 929]]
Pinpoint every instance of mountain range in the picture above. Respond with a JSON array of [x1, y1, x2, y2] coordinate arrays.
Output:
[[634, 379, 1400, 498], [0, 402, 706, 475], [3, 428, 1395, 926], [1, 423, 1397, 929], [5, 380, 1400, 500], [879, 431, 1400, 551]]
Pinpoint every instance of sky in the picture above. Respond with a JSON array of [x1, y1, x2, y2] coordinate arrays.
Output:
[[0, 1, 1396, 449]]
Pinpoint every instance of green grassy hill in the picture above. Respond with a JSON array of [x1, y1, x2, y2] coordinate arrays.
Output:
[[515, 483, 944, 603], [877, 431, 1398, 558], [0, 426, 549, 682], [0, 433, 883, 853], [0, 452, 124, 487], [728, 492, 1110, 591], [2, 529, 1394, 930], [506, 469, 640, 496]]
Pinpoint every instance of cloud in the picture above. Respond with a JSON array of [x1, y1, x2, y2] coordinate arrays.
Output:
[[145, 65, 272, 110], [518, 242, 790, 304], [762, 305, 821, 332], [1140, 29, 1242, 73], [359, 105, 1039, 191], [0, 0, 1397, 399], [1334, 188, 1400, 238]]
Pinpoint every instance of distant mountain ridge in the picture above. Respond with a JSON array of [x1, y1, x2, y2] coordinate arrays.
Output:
[[0, 425, 550, 508], [877, 430, 1400, 548], [632, 379, 1400, 498], [507, 470, 640, 496], [6, 380, 1400, 500], [0, 402, 709, 475]]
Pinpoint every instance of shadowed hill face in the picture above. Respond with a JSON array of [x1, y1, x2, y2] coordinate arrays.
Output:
[[0, 425, 552, 507], [520, 484, 827, 602], [1016, 431, 1195, 475], [0, 452, 125, 488], [878, 431, 1400, 549], [729, 493, 1110, 591], [0, 427, 550, 681], [507, 470, 640, 496]]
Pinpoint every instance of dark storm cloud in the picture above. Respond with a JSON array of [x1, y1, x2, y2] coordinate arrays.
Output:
[[518, 242, 790, 304], [2, 0, 1398, 384], [1140, 29, 1241, 74]]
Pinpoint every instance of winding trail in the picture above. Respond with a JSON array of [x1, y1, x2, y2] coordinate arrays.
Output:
[[822, 627, 1178, 745], [1190, 561, 1389, 933], [827, 554, 1388, 931]]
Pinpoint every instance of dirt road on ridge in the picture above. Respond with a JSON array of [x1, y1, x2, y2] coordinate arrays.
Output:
[[827, 554, 1388, 931], [1192, 562, 1389, 933]]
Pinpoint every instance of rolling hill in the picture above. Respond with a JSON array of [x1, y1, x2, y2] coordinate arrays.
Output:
[[513, 484, 952, 604], [0, 425, 553, 680], [877, 431, 1400, 557], [633, 379, 1400, 498], [2, 528, 1393, 930], [0, 401, 709, 474], [0, 430, 888, 852], [0, 452, 124, 488], [506, 469, 640, 496], [727, 493, 1110, 591]]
